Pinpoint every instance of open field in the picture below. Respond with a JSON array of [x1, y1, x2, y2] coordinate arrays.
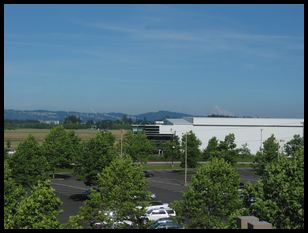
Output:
[[4, 128, 127, 149]]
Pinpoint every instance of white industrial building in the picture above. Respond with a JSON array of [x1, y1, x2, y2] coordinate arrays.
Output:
[[136, 117, 304, 154]]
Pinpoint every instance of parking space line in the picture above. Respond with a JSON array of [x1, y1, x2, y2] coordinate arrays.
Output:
[[52, 182, 88, 191]]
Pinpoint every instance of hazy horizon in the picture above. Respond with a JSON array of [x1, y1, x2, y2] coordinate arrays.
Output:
[[5, 4, 304, 118]]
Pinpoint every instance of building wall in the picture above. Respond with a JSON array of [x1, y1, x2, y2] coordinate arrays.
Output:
[[159, 118, 303, 154]]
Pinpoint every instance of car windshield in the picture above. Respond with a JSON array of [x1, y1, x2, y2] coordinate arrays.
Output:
[[166, 209, 174, 214], [146, 209, 153, 214], [150, 201, 163, 205]]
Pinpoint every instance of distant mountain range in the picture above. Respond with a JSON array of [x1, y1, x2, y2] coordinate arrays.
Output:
[[4, 109, 195, 122]]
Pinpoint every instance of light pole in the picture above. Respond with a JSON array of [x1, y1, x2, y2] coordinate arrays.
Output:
[[279, 139, 285, 161], [185, 132, 188, 187]]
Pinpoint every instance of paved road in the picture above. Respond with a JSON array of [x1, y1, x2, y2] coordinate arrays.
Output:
[[52, 168, 258, 224]]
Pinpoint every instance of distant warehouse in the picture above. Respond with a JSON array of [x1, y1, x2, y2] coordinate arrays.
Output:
[[133, 117, 304, 154]]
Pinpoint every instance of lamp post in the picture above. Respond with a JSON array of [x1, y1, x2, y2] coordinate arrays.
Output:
[[279, 139, 285, 161]]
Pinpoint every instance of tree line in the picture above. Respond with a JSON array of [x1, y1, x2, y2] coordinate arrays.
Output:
[[4, 125, 304, 229], [4, 115, 153, 130]]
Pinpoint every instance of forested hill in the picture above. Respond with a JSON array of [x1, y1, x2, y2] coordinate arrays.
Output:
[[4, 109, 194, 122]]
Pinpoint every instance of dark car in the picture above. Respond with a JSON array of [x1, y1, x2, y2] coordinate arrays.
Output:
[[148, 218, 174, 229], [144, 170, 154, 177], [70, 187, 100, 201], [154, 222, 183, 229], [239, 182, 245, 189]]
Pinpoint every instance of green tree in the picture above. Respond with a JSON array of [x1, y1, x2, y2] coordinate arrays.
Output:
[[68, 155, 151, 229], [64, 115, 81, 124], [6, 140, 12, 149], [6, 181, 63, 229], [172, 158, 241, 229], [180, 131, 201, 168], [217, 133, 237, 165], [9, 135, 50, 188], [42, 125, 81, 175], [284, 134, 304, 157], [74, 131, 117, 186], [123, 131, 154, 164], [203, 137, 219, 161], [4, 159, 26, 229], [250, 149, 304, 229], [237, 143, 252, 158], [253, 134, 279, 176], [161, 135, 181, 167]]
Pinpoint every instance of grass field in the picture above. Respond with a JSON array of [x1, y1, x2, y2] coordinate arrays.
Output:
[[4, 128, 127, 149]]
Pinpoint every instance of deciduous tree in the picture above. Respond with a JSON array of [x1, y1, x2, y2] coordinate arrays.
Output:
[[161, 135, 181, 167], [7, 181, 63, 229], [253, 134, 279, 176], [73, 131, 117, 186], [9, 135, 50, 188], [172, 158, 241, 228], [284, 134, 304, 157], [123, 131, 154, 164], [68, 155, 151, 229], [42, 125, 81, 174], [203, 137, 219, 161], [251, 148, 304, 229], [180, 131, 201, 168]]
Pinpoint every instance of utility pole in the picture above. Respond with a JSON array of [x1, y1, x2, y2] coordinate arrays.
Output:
[[279, 139, 285, 161], [185, 132, 188, 187]]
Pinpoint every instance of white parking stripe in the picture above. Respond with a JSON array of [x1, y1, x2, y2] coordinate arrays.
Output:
[[52, 182, 88, 191]]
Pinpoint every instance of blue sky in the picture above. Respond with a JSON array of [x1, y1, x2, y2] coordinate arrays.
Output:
[[4, 4, 304, 117]]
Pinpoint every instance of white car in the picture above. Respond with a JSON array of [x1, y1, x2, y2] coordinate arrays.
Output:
[[93, 211, 134, 229], [164, 207, 176, 217], [145, 208, 170, 221], [146, 201, 169, 211]]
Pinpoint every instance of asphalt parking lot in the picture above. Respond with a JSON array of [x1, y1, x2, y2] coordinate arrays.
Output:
[[52, 168, 259, 224]]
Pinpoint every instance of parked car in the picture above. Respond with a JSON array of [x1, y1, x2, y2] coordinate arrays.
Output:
[[145, 208, 170, 221], [164, 207, 176, 217], [91, 211, 134, 229], [148, 218, 174, 229], [154, 222, 183, 229], [146, 201, 169, 211], [150, 192, 156, 200], [144, 170, 154, 177], [70, 187, 100, 201], [132, 192, 156, 201]]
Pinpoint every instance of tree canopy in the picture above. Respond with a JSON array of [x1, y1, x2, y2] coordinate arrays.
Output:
[[122, 131, 155, 164], [9, 135, 50, 188], [180, 131, 201, 168], [42, 125, 82, 171], [203, 134, 239, 164], [284, 134, 304, 157], [245, 148, 304, 229], [5, 160, 62, 229], [73, 131, 117, 186], [160, 134, 181, 167], [68, 155, 151, 229], [172, 158, 241, 229], [6, 181, 63, 229], [253, 134, 279, 176]]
